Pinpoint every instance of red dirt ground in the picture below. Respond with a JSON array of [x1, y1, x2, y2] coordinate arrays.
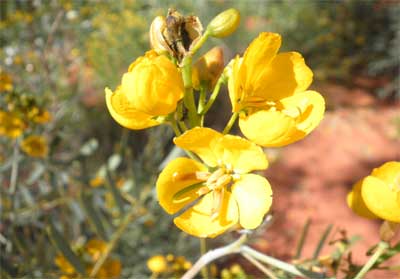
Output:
[[253, 83, 400, 278]]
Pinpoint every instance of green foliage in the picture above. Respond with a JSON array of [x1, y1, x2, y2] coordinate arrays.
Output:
[[0, 0, 398, 278]]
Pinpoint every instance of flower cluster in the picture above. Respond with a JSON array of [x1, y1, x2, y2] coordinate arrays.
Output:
[[147, 254, 192, 277], [55, 239, 121, 279], [0, 83, 50, 158], [105, 9, 325, 238]]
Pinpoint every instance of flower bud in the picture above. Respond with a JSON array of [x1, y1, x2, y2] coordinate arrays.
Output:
[[149, 16, 170, 55], [147, 255, 168, 273], [192, 47, 224, 90], [207, 8, 240, 38], [379, 221, 399, 242], [105, 51, 184, 130]]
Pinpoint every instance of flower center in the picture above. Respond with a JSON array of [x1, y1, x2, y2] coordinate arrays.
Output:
[[195, 167, 233, 220]]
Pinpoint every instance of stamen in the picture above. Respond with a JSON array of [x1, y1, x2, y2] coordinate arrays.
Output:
[[206, 168, 225, 185]]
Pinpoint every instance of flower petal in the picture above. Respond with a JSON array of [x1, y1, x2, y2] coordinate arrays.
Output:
[[241, 32, 281, 88], [213, 134, 268, 173], [174, 127, 223, 167], [105, 88, 159, 130], [157, 157, 207, 214], [232, 174, 273, 229], [347, 179, 378, 219], [280, 90, 325, 137], [174, 191, 238, 238], [253, 52, 313, 101], [370, 161, 400, 186], [361, 175, 400, 223], [239, 110, 298, 147]]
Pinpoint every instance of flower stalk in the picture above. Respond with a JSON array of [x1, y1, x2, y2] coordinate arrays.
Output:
[[353, 241, 389, 279]]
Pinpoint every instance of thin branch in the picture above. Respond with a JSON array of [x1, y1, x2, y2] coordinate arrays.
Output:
[[181, 234, 248, 279], [242, 251, 278, 279]]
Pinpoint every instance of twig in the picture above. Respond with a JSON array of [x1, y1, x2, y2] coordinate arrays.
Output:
[[181, 234, 248, 279], [89, 207, 137, 277], [242, 251, 278, 279], [353, 241, 389, 279]]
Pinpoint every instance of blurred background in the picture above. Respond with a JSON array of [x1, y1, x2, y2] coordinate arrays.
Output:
[[1, 0, 399, 278]]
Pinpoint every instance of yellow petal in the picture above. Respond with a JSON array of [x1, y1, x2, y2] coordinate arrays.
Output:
[[279, 90, 325, 139], [157, 157, 207, 214], [105, 88, 159, 130], [253, 52, 313, 101], [362, 175, 400, 223], [347, 179, 378, 219], [121, 54, 184, 116], [213, 134, 268, 173], [239, 110, 298, 147], [232, 174, 273, 229], [370, 161, 400, 186], [241, 32, 281, 88], [174, 191, 238, 238], [174, 127, 222, 167]]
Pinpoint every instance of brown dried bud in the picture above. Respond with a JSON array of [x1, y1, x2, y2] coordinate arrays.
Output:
[[192, 47, 224, 90]]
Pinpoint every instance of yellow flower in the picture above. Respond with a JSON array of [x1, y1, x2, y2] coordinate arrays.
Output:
[[228, 32, 325, 147], [55, 255, 76, 275], [156, 127, 272, 238], [90, 259, 121, 279], [0, 70, 13, 92], [347, 161, 400, 223], [85, 239, 107, 261], [89, 176, 104, 188], [105, 50, 184, 130], [21, 135, 48, 158], [147, 255, 168, 273], [0, 111, 25, 138], [32, 109, 52, 124]]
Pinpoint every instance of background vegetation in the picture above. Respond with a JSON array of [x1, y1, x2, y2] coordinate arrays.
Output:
[[1, 0, 399, 278]]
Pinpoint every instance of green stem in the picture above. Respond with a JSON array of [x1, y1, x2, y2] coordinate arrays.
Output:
[[222, 112, 239, 134], [200, 238, 209, 279], [197, 86, 206, 114], [181, 56, 199, 127], [189, 31, 210, 56], [169, 118, 182, 136], [200, 76, 225, 115], [354, 241, 389, 279], [240, 246, 324, 278]]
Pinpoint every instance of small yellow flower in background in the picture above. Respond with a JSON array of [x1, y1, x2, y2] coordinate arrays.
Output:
[[85, 239, 107, 261], [147, 254, 191, 276], [147, 255, 168, 273], [55, 239, 121, 279], [21, 135, 48, 158], [347, 161, 400, 240], [105, 50, 184, 130], [89, 176, 104, 188], [32, 109, 52, 124], [0, 111, 26, 138], [227, 32, 325, 147], [55, 254, 76, 275], [157, 127, 272, 238], [0, 70, 13, 92]]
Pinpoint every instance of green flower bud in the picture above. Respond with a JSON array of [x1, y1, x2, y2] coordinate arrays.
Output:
[[207, 8, 240, 38]]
